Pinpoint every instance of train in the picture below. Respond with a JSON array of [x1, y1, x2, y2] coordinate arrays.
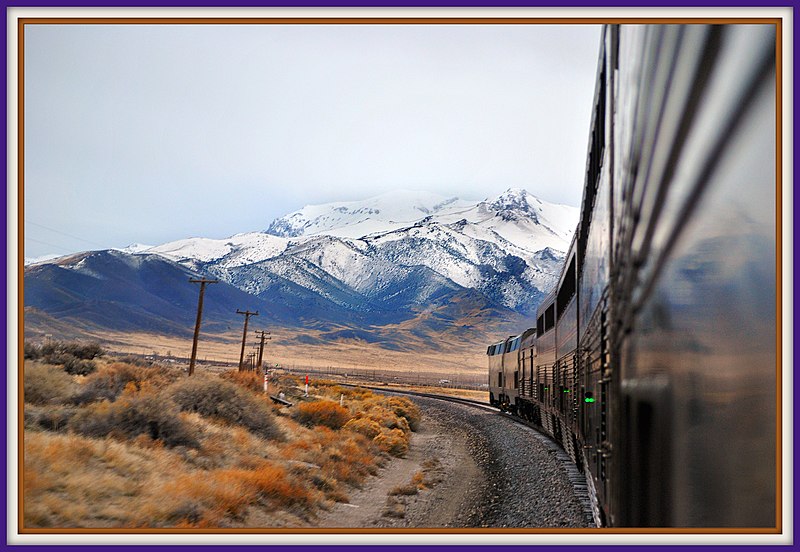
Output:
[[488, 23, 778, 528]]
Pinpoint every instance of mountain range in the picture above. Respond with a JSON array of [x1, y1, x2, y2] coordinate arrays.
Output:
[[24, 188, 578, 347]]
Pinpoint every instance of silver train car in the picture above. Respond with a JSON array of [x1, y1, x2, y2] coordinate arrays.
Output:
[[488, 23, 778, 527]]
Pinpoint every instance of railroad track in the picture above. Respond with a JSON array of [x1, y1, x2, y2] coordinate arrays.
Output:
[[344, 383, 599, 527]]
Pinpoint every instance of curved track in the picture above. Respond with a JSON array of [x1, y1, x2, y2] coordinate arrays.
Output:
[[347, 384, 598, 527]]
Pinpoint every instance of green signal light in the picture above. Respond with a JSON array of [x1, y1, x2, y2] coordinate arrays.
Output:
[[563, 389, 570, 393], [544, 387, 549, 390], [584, 397, 596, 403]]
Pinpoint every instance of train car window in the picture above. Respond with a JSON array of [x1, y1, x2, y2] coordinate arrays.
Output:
[[537, 315, 544, 336], [557, 256, 577, 318], [578, 58, 607, 266], [545, 304, 555, 330]]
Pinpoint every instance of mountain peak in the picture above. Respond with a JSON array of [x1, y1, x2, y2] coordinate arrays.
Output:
[[265, 190, 473, 239], [486, 187, 535, 209], [114, 243, 154, 254]]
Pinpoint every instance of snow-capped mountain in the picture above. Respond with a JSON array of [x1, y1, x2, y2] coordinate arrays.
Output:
[[25, 188, 578, 343], [146, 188, 578, 317], [265, 190, 475, 239], [264, 188, 575, 255]]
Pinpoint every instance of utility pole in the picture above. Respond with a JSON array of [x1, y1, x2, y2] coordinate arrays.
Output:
[[188, 278, 218, 376], [254, 330, 271, 372], [236, 309, 259, 371]]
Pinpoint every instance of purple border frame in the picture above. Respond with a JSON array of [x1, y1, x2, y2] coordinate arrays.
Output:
[[0, 0, 797, 6], [3, 1, 795, 550]]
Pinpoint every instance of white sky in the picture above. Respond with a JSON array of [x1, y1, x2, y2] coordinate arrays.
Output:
[[24, 23, 601, 258]]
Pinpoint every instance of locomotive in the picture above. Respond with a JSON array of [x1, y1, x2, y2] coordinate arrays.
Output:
[[488, 23, 778, 528]]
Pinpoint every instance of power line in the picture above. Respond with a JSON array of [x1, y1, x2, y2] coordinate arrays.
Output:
[[254, 330, 271, 372], [24, 220, 107, 248], [24, 236, 76, 252], [187, 278, 218, 376], [236, 309, 259, 372]]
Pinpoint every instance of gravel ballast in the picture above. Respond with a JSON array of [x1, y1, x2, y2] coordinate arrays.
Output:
[[376, 396, 593, 528]]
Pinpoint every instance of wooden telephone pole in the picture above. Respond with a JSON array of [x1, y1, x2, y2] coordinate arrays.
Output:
[[236, 309, 259, 371], [254, 330, 271, 372], [188, 278, 218, 376]]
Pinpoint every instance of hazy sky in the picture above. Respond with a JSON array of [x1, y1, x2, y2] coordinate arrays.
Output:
[[24, 23, 601, 258]]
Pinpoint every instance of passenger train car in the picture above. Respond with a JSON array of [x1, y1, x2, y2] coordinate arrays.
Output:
[[488, 24, 778, 527]]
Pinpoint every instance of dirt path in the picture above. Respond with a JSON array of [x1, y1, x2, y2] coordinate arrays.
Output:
[[310, 407, 481, 528]]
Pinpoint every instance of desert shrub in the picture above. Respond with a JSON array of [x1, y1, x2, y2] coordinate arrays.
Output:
[[163, 460, 315, 526], [219, 370, 264, 394], [389, 483, 418, 496], [62, 342, 105, 360], [411, 470, 427, 489], [373, 428, 408, 457], [24, 342, 41, 360], [343, 417, 382, 439], [279, 426, 379, 494], [385, 397, 421, 431], [168, 376, 281, 441], [294, 400, 351, 430], [24, 362, 77, 405], [36, 341, 105, 367], [24, 404, 78, 432], [72, 362, 151, 404], [318, 429, 379, 485], [70, 389, 199, 448], [42, 352, 74, 366], [383, 497, 406, 518], [63, 357, 97, 376], [358, 403, 411, 435]]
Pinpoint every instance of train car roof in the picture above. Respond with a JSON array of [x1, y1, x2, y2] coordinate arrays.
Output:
[[520, 327, 537, 348]]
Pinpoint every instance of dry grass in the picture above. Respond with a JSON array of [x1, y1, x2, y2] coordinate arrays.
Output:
[[22, 360, 425, 528], [342, 417, 382, 439], [70, 385, 200, 448], [68, 329, 488, 378], [72, 361, 179, 405], [219, 370, 265, 394], [23, 362, 77, 405], [382, 497, 406, 519], [23, 431, 179, 527], [293, 400, 352, 430], [162, 461, 316, 526], [168, 375, 282, 441]]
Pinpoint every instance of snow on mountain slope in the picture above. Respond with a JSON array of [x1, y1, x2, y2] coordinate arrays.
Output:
[[114, 243, 154, 254], [421, 188, 576, 254], [149, 232, 289, 267], [266, 188, 576, 255], [142, 188, 578, 317], [265, 189, 475, 239]]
